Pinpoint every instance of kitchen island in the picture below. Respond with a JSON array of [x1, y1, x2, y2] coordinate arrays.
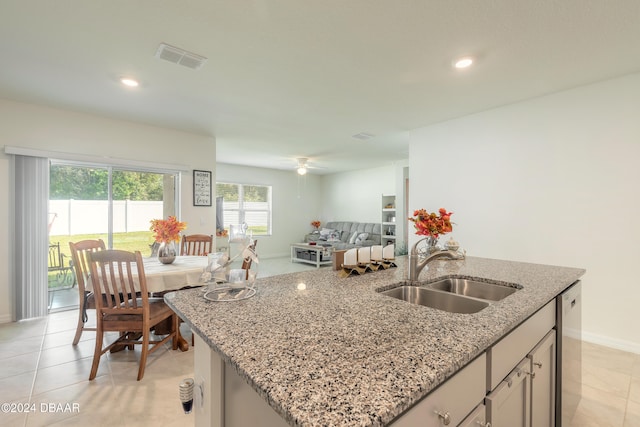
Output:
[[165, 256, 585, 426]]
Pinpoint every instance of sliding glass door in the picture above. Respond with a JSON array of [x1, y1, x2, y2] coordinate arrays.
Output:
[[48, 162, 179, 311]]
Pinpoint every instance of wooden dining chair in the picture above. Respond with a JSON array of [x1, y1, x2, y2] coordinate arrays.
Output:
[[87, 249, 179, 381], [180, 234, 213, 256], [69, 239, 106, 345], [241, 239, 258, 279]]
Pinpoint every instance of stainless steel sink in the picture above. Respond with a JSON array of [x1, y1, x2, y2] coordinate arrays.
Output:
[[380, 286, 489, 314], [427, 278, 519, 301]]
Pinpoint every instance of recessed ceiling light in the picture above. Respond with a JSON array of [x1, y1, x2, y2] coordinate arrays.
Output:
[[120, 77, 139, 88], [453, 57, 474, 69]]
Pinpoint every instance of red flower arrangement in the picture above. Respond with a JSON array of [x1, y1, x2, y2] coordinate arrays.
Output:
[[150, 216, 187, 243], [310, 220, 321, 229], [408, 208, 453, 238]]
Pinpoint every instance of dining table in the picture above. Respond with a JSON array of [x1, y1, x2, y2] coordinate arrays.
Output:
[[144, 255, 209, 351], [101, 255, 209, 352], [141, 255, 209, 294]]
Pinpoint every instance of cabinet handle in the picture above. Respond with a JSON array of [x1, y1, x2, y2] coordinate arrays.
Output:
[[434, 410, 451, 425], [534, 361, 543, 369]]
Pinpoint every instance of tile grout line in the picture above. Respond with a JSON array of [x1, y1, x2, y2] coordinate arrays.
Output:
[[24, 317, 49, 427]]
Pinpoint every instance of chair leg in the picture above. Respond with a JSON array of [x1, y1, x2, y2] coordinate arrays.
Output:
[[173, 315, 179, 351], [137, 328, 150, 381], [89, 330, 104, 380], [72, 299, 86, 346]]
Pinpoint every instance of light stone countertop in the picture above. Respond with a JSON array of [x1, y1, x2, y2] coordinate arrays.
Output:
[[165, 256, 585, 426]]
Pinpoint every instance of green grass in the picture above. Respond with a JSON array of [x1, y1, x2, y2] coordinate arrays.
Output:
[[48, 231, 156, 289], [51, 231, 156, 257], [247, 226, 267, 235]]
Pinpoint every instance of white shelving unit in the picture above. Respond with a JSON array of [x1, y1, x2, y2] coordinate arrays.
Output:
[[381, 194, 396, 246]]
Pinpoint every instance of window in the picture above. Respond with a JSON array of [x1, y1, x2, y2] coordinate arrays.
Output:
[[49, 163, 179, 252], [216, 182, 272, 235]]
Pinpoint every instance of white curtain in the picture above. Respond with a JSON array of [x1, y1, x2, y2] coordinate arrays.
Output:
[[13, 155, 49, 320]]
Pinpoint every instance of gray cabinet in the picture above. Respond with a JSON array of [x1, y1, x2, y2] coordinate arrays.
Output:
[[391, 354, 486, 426], [530, 331, 556, 427], [459, 403, 490, 427], [486, 303, 557, 427], [487, 358, 531, 427], [392, 301, 557, 427]]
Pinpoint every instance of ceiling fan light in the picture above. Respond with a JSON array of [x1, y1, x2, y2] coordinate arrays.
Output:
[[297, 166, 307, 175], [453, 56, 474, 69], [120, 77, 139, 87]]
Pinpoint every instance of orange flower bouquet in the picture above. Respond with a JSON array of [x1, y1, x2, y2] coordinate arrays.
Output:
[[408, 208, 453, 238], [310, 220, 321, 230], [150, 216, 187, 243]]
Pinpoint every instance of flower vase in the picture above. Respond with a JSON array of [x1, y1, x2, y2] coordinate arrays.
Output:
[[158, 241, 177, 264], [426, 236, 439, 254]]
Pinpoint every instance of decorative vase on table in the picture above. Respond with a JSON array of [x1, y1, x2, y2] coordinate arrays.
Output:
[[150, 216, 187, 265], [425, 236, 439, 254], [158, 241, 177, 264]]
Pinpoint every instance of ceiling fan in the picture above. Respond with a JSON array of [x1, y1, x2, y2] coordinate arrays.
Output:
[[294, 157, 323, 175]]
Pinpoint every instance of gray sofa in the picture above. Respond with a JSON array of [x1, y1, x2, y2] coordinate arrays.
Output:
[[304, 221, 382, 250]]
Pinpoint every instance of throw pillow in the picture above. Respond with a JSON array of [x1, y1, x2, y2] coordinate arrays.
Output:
[[355, 232, 369, 245], [320, 228, 334, 237], [348, 231, 359, 244], [328, 231, 341, 241]]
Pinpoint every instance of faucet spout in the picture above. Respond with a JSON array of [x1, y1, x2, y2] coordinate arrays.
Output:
[[408, 237, 463, 282]]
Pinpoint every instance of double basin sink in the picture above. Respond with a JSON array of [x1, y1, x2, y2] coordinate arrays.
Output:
[[379, 278, 521, 314]]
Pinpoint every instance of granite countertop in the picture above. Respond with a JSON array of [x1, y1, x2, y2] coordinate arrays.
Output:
[[165, 256, 585, 426]]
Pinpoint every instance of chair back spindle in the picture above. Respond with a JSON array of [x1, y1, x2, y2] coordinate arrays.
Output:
[[180, 234, 214, 256], [87, 249, 178, 381]]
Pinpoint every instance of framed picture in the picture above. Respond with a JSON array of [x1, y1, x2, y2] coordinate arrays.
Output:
[[193, 170, 212, 206]]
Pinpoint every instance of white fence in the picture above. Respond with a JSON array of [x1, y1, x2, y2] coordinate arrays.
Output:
[[49, 200, 163, 236]]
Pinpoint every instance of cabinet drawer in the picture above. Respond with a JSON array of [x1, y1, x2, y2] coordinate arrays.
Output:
[[487, 300, 556, 391], [391, 353, 486, 427]]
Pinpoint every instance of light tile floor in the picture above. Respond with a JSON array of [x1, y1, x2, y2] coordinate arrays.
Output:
[[1, 256, 317, 427], [3, 257, 639, 426], [571, 341, 640, 427]]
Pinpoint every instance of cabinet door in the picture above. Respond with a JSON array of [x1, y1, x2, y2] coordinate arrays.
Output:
[[459, 403, 489, 427], [391, 354, 486, 427], [486, 358, 531, 427], [529, 330, 556, 427]]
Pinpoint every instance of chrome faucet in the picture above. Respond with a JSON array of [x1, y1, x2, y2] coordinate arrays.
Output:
[[408, 237, 464, 282]]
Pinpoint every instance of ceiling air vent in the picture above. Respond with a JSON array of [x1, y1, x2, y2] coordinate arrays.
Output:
[[352, 132, 375, 141], [155, 43, 207, 70]]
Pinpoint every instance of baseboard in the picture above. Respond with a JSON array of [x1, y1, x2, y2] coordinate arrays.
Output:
[[0, 314, 13, 324], [581, 330, 640, 355]]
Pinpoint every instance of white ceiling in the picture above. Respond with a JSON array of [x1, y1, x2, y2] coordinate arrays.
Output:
[[1, 1, 639, 174]]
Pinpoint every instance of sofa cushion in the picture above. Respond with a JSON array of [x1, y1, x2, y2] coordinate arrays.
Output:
[[320, 228, 335, 237], [355, 232, 369, 245], [315, 221, 382, 249], [348, 231, 359, 244]]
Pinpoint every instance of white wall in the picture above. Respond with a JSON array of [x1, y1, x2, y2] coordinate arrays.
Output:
[[410, 72, 640, 353], [215, 163, 322, 258], [320, 165, 396, 223], [0, 99, 216, 322]]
